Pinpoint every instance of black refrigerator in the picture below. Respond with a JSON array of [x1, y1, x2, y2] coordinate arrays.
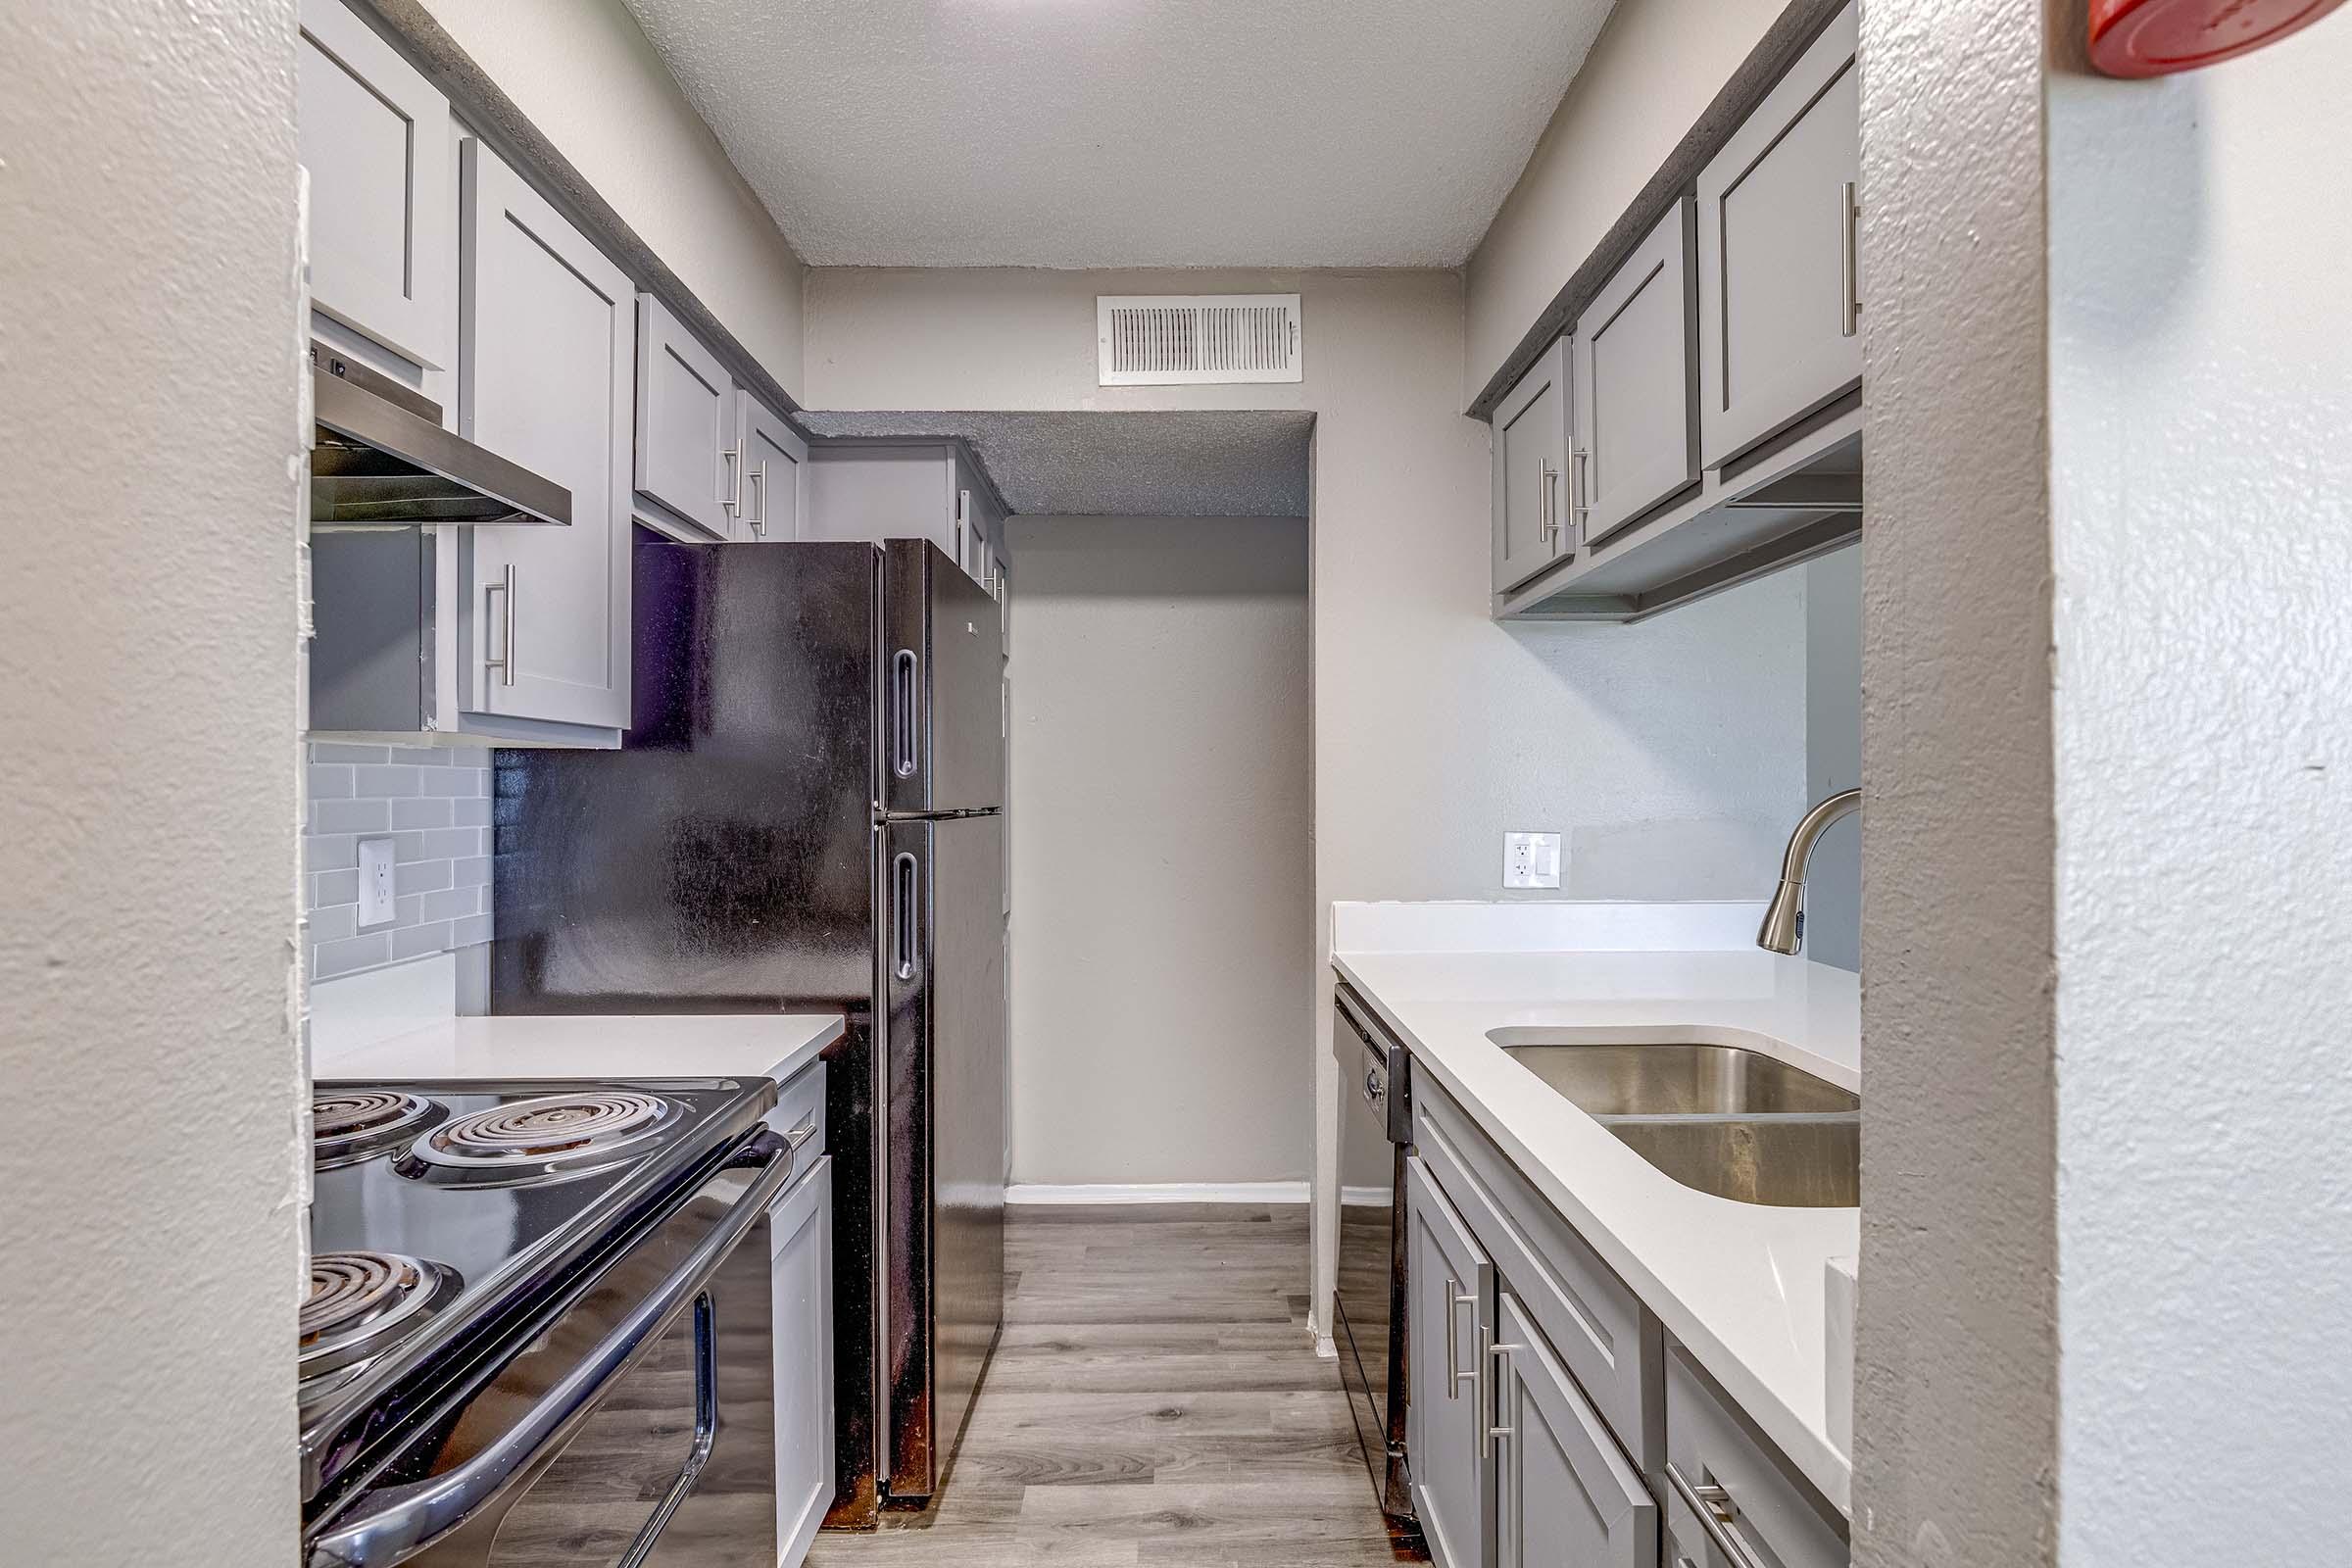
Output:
[[489, 535, 1006, 1523]]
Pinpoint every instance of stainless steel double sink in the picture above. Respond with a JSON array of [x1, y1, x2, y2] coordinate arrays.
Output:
[[1488, 1037, 1859, 1207]]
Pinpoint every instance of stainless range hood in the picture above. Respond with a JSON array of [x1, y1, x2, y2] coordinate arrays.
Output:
[[310, 340, 569, 527]]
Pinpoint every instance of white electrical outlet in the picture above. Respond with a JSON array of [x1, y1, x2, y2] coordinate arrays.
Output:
[[1502, 831, 1562, 890], [359, 836, 398, 928]]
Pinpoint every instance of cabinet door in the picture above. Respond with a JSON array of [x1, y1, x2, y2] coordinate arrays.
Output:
[[1574, 200, 1699, 548], [739, 394, 810, 543], [1695, 1, 1860, 469], [634, 295, 738, 539], [460, 141, 633, 730], [770, 1155, 835, 1567], [299, 0, 451, 368], [1492, 338, 1572, 593], [1665, 1345, 1848, 1568], [1494, 1293, 1656, 1568], [1406, 1156, 1494, 1568]]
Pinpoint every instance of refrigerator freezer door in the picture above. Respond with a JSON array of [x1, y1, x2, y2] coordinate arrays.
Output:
[[879, 811, 1006, 1499], [492, 538, 883, 1008], [883, 541, 1005, 816]]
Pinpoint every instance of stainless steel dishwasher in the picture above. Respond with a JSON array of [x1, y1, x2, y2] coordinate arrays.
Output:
[[1332, 982, 1415, 1530]]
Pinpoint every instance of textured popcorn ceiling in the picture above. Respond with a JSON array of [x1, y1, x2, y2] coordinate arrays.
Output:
[[797, 411, 1313, 516], [620, 0, 1618, 267]]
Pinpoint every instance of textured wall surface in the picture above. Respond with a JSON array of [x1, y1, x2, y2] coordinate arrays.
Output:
[[2047, 17, 2352, 1562], [1852, 0, 2058, 1562], [412, 0, 806, 396], [1465, 0, 1786, 393], [305, 744, 494, 979], [1004, 517, 1313, 1185], [624, 0, 1614, 268], [806, 265, 1810, 1328], [0, 1, 306, 1560]]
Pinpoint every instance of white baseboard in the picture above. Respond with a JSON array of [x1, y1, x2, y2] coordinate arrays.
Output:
[[1005, 1181, 1391, 1206]]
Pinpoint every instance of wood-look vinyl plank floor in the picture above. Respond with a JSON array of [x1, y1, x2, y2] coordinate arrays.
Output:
[[808, 1204, 1421, 1568]]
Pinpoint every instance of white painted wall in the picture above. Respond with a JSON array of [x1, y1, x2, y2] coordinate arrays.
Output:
[[2047, 20, 2352, 1564], [0, 2, 306, 1560], [1004, 516, 1312, 1186], [414, 0, 806, 397], [805, 266, 1809, 1325], [1464, 0, 1787, 395]]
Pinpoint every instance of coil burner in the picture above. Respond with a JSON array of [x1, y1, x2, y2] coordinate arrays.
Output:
[[313, 1089, 444, 1168], [394, 1091, 680, 1188], [298, 1250, 462, 1397]]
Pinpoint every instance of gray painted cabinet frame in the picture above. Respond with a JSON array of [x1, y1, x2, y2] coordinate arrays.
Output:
[[1694, 1, 1861, 469], [1491, 338, 1575, 593], [1573, 199, 1701, 548], [1494, 1291, 1658, 1568]]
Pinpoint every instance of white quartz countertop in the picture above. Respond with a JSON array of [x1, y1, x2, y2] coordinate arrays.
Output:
[[313, 1011, 846, 1088], [1331, 900, 1859, 1513]]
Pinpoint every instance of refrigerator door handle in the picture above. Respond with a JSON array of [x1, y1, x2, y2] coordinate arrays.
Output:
[[891, 650, 920, 781], [891, 851, 919, 981]]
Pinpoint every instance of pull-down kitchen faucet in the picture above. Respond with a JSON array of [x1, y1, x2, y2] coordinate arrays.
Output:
[[1757, 788, 1861, 956]]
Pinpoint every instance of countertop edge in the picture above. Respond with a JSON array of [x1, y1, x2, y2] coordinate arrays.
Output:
[[1332, 952, 1855, 1516]]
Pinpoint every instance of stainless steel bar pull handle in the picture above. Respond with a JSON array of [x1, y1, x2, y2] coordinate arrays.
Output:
[[748, 461, 768, 536], [1484, 1341, 1520, 1456], [1538, 459, 1558, 544], [721, 446, 743, 515], [1839, 179, 1861, 338], [1443, 1276, 1477, 1399], [891, 650, 919, 780], [1571, 447, 1591, 537], [1666, 1463, 1771, 1568], [891, 852, 919, 981], [483, 564, 516, 686]]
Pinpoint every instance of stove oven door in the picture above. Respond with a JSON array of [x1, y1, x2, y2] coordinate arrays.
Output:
[[307, 1132, 820, 1568]]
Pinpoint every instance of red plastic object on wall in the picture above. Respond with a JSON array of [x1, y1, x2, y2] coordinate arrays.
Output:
[[2089, 0, 2346, 75]]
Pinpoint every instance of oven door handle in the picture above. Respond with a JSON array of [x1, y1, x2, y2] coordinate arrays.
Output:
[[307, 1128, 802, 1568]]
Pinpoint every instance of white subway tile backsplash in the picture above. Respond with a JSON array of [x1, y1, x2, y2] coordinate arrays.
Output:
[[354, 764, 424, 798], [304, 742, 493, 984], [391, 797, 453, 830], [314, 931, 393, 979], [313, 798, 392, 835]]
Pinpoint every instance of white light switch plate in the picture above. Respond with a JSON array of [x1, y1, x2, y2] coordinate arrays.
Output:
[[359, 836, 398, 928], [1502, 831, 1562, 890]]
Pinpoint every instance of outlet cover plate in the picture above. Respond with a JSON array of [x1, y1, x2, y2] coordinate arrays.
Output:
[[1503, 831, 1562, 890], [359, 836, 398, 928]]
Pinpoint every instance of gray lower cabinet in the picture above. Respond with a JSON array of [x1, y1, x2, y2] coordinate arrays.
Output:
[[633, 293, 740, 540], [1492, 338, 1574, 592], [1406, 1155, 1494, 1568], [1694, 1, 1860, 469], [459, 139, 635, 732], [1494, 1292, 1657, 1568], [1573, 199, 1699, 548], [1664, 1343, 1848, 1568]]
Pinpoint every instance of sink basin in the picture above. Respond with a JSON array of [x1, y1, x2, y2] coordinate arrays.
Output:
[[1493, 1038, 1859, 1206], [1497, 1042, 1857, 1117], [1597, 1116, 1859, 1207]]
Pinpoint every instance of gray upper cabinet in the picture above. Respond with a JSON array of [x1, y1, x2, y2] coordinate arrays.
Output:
[[806, 441, 1004, 588], [634, 295, 739, 540], [299, 0, 451, 368], [1494, 1292, 1657, 1568], [1695, 1, 1860, 469], [1573, 200, 1699, 548], [460, 140, 634, 732], [1406, 1156, 1494, 1568], [1492, 338, 1573, 592], [737, 393, 809, 543]]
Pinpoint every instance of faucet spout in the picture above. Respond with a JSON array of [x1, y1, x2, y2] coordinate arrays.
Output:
[[1757, 788, 1861, 956]]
